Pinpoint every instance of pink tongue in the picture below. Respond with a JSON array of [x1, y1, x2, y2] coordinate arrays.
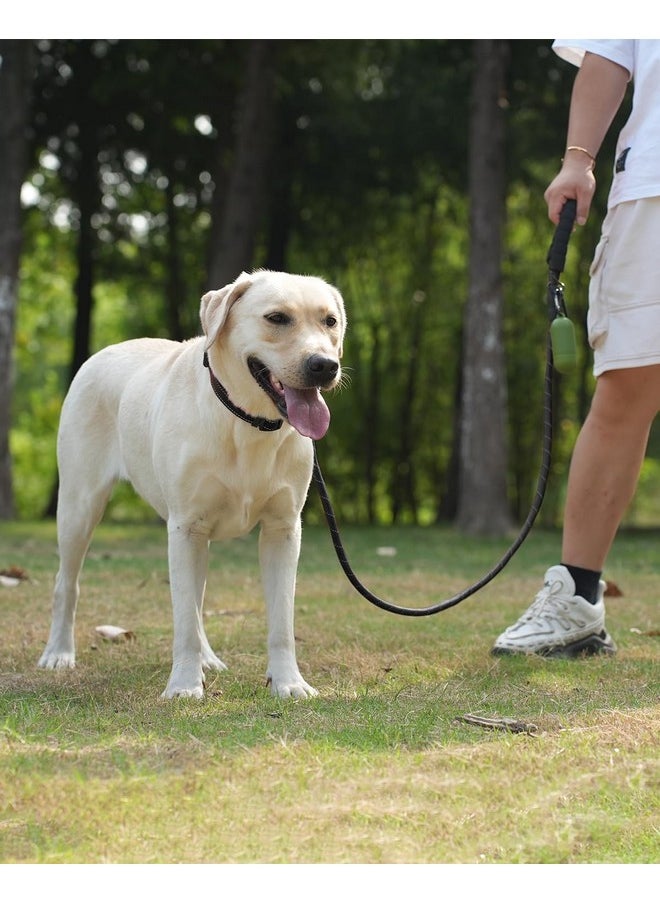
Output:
[[282, 386, 330, 440]]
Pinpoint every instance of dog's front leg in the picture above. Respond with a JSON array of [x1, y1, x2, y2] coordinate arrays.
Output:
[[38, 567, 78, 670], [259, 518, 318, 699], [162, 524, 212, 699]]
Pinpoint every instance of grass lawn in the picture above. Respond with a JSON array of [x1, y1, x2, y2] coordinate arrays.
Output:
[[0, 516, 657, 872]]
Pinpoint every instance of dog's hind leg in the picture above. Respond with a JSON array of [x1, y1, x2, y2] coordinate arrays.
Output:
[[38, 473, 115, 670], [39, 399, 118, 671], [194, 547, 227, 675]]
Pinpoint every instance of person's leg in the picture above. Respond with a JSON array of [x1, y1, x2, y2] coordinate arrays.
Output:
[[561, 364, 660, 570], [492, 363, 660, 657]]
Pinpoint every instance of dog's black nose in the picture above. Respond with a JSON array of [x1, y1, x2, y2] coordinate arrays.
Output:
[[305, 354, 339, 386]]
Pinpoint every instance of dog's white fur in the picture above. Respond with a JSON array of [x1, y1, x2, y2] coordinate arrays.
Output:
[[38, 270, 346, 699]]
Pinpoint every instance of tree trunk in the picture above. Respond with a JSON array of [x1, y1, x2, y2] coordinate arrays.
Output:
[[207, 40, 277, 289], [455, 40, 513, 536], [0, 40, 32, 519], [69, 153, 97, 382], [44, 42, 100, 518], [165, 180, 184, 341], [390, 294, 424, 524], [364, 320, 382, 524], [435, 346, 463, 522]]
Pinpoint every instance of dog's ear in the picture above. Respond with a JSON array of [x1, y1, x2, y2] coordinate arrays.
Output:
[[200, 271, 252, 351], [329, 285, 347, 357]]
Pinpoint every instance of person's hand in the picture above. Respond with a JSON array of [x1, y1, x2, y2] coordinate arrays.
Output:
[[544, 156, 596, 226]]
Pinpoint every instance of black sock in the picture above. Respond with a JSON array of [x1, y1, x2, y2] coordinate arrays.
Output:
[[561, 563, 602, 604]]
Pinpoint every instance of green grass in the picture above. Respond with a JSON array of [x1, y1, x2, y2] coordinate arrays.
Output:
[[0, 518, 658, 865]]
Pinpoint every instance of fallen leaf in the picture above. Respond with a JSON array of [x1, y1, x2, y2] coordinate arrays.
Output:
[[0, 565, 30, 586], [604, 580, 623, 597], [95, 624, 136, 643]]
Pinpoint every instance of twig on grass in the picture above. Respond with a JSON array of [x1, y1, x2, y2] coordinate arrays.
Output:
[[455, 714, 539, 735]]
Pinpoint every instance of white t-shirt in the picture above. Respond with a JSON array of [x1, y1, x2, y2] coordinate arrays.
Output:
[[554, 39, 660, 208]]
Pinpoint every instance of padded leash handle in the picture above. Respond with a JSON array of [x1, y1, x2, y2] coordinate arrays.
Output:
[[547, 200, 578, 373], [546, 198, 577, 276]]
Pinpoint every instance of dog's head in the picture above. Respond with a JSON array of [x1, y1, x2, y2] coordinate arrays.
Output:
[[200, 270, 347, 440]]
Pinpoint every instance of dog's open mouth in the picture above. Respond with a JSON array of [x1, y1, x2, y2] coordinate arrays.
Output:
[[248, 357, 331, 441]]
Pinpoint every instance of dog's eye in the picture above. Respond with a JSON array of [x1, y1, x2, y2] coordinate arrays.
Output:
[[265, 312, 291, 326], [325, 315, 338, 328]]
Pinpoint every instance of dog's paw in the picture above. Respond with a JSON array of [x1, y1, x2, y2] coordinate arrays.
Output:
[[267, 673, 319, 699], [161, 673, 205, 699], [38, 649, 76, 670], [163, 661, 206, 699], [161, 684, 205, 700]]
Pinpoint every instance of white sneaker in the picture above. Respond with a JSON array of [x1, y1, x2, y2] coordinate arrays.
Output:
[[492, 565, 617, 657]]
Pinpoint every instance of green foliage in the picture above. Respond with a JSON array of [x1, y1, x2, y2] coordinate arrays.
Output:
[[8, 39, 657, 526]]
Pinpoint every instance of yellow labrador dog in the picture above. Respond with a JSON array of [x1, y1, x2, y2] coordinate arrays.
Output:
[[39, 270, 346, 699]]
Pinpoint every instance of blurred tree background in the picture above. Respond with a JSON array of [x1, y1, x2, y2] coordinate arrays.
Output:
[[2, 38, 658, 531]]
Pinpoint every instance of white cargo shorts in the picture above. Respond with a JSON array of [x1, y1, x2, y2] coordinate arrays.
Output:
[[588, 196, 660, 376]]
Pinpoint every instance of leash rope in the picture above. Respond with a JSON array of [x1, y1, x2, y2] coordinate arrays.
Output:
[[311, 343, 554, 616], [311, 200, 578, 616]]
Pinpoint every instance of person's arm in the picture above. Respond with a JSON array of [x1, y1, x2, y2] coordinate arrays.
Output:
[[544, 51, 629, 225]]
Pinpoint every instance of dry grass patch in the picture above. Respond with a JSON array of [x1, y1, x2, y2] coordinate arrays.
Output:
[[0, 521, 658, 864]]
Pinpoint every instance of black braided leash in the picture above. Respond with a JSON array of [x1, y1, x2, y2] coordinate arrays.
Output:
[[311, 200, 578, 616]]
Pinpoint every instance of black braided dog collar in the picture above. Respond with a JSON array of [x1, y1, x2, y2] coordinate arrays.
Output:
[[203, 351, 283, 432]]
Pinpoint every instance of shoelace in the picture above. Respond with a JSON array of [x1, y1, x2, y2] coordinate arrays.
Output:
[[519, 578, 570, 625]]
